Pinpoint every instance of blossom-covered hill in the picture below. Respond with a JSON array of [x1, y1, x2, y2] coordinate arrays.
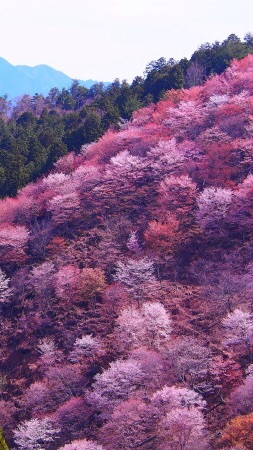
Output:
[[1, 56, 253, 449]]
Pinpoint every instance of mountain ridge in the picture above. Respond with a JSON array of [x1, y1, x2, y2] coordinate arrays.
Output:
[[0, 57, 104, 98]]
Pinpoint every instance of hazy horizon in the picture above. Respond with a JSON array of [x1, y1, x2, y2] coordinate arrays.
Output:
[[1, 0, 252, 82]]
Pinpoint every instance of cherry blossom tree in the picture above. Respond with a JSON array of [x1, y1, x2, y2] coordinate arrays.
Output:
[[159, 175, 197, 219], [142, 302, 172, 349], [196, 187, 233, 233], [126, 231, 141, 253], [42, 172, 70, 194], [147, 138, 185, 177], [0, 269, 12, 303], [0, 223, 29, 264], [105, 150, 146, 180], [116, 302, 172, 353], [165, 100, 206, 139], [51, 398, 93, 445], [229, 376, 253, 416], [37, 337, 63, 371], [54, 265, 80, 302], [14, 418, 59, 450], [57, 438, 105, 450], [87, 359, 145, 417], [167, 337, 212, 389], [222, 309, 253, 348], [69, 335, 101, 360], [99, 398, 153, 450], [48, 191, 81, 226], [113, 257, 158, 306], [31, 262, 55, 299], [115, 306, 144, 352], [158, 407, 207, 450], [69, 335, 104, 372], [150, 385, 206, 417], [22, 381, 53, 415]]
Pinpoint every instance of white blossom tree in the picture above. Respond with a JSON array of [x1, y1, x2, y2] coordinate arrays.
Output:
[[222, 309, 253, 348], [116, 302, 172, 352], [57, 438, 105, 450], [114, 257, 158, 305], [151, 385, 206, 416], [196, 187, 233, 232], [69, 335, 103, 365], [126, 231, 141, 253], [14, 417, 59, 450], [87, 359, 145, 417], [0, 268, 12, 303]]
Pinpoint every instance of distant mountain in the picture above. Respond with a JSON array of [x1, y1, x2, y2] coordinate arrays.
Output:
[[0, 57, 103, 99]]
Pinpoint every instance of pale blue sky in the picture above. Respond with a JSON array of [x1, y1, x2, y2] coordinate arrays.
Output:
[[1, 0, 252, 82]]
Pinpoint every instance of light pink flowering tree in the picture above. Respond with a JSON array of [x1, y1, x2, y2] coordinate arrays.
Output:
[[14, 417, 59, 450]]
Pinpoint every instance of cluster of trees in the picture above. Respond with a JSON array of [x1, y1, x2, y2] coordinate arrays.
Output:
[[2, 54, 253, 449], [0, 33, 253, 197]]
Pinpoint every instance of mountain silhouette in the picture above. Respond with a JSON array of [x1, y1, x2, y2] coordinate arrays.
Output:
[[0, 57, 102, 99]]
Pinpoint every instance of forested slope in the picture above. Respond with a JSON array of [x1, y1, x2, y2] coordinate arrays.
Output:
[[1, 55, 253, 449], [0, 33, 253, 198]]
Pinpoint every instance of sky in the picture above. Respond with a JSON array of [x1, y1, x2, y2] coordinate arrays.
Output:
[[1, 0, 253, 83]]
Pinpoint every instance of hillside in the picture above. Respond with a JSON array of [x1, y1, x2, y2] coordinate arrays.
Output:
[[1, 55, 253, 449], [0, 57, 100, 98], [0, 33, 252, 200]]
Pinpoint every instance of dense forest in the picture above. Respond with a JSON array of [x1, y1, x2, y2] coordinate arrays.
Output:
[[1, 51, 253, 449], [0, 32, 253, 197]]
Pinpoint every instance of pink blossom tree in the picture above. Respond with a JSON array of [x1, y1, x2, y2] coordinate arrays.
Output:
[[159, 175, 197, 220], [158, 407, 207, 450], [48, 191, 81, 226], [165, 100, 206, 139], [31, 262, 55, 300], [22, 381, 53, 415], [51, 397, 92, 442], [54, 265, 80, 302], [0, 223, 29, 263], [99, 398, 152, 450], [229, 376, 253, 416], [69, 335, 104, 372]]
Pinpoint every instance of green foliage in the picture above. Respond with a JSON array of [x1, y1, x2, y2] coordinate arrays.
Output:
[[191, 33, 253, 76], [0, 428, 9, 450]]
